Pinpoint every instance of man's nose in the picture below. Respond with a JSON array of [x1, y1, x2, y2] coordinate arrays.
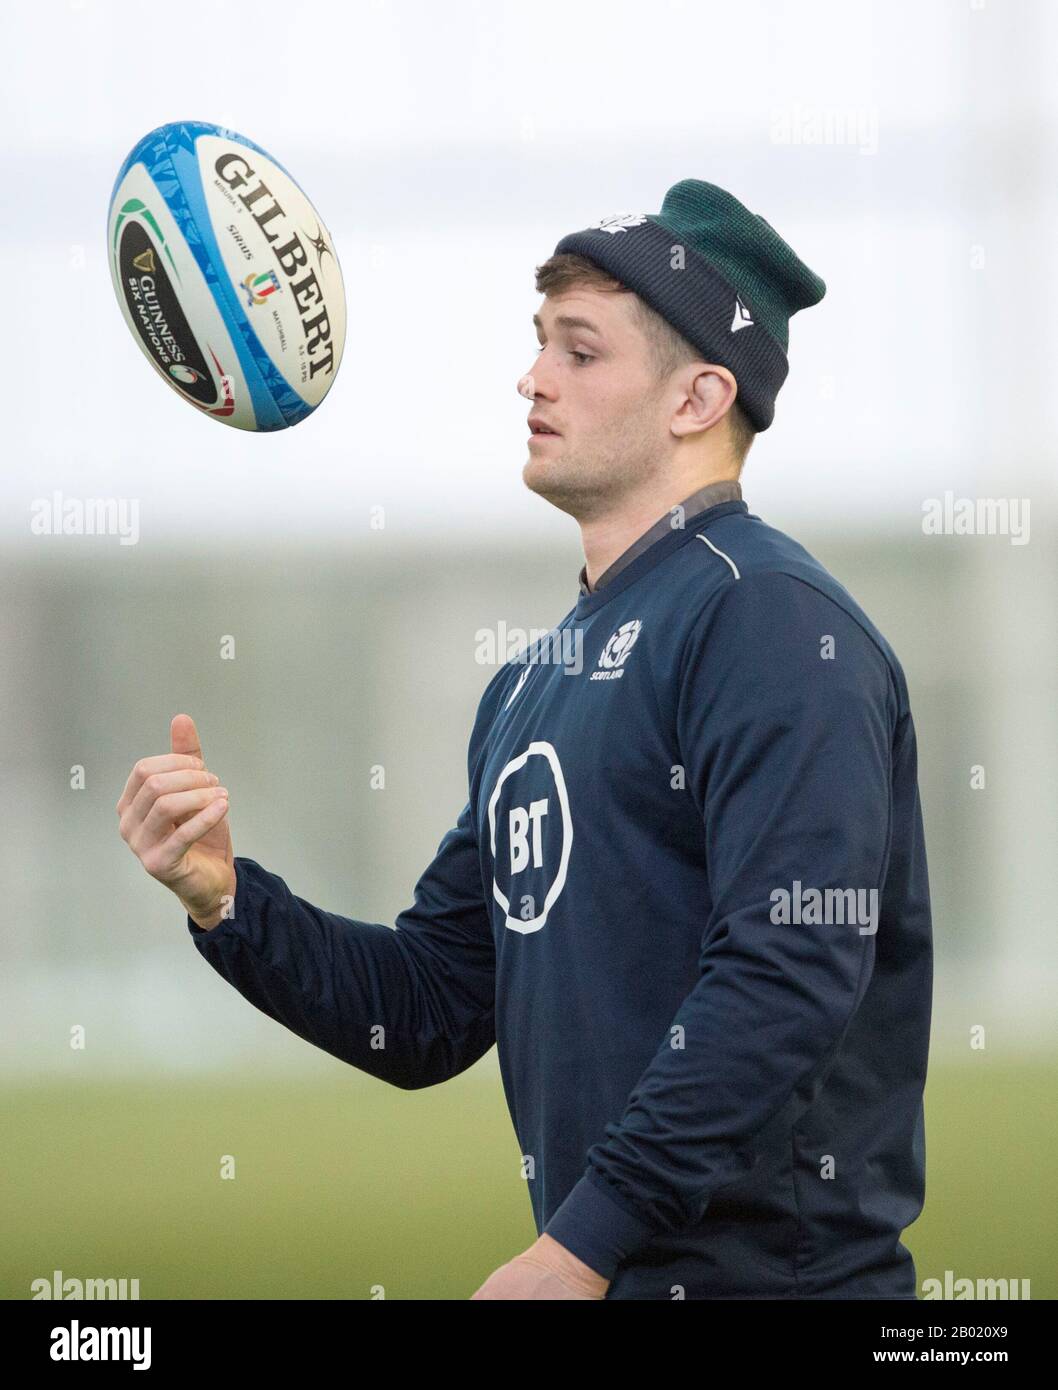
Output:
[[518, 350, 557, 401]]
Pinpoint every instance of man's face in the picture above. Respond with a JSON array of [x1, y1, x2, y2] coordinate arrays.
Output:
[[520, 289, 670, 519]]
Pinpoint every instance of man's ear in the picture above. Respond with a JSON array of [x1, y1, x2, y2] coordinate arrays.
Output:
[[670, 366, 737, 439]]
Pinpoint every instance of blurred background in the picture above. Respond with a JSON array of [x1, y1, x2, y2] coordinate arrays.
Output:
[[1, 0, 1055, 1299]]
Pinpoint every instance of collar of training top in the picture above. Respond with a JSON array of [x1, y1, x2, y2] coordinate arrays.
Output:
[[574, 492, 748, 622], [577, 479, 744, 600]]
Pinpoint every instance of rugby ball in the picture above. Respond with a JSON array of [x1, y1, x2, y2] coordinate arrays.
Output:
[[108, 121, 345, 431]]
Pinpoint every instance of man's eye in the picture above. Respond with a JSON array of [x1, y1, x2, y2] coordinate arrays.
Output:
[[533, 344, 593, 364]]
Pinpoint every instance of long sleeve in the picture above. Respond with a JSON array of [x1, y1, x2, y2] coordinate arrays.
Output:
[[188, 799, 496, 1089], [544, 571, 897, 1280]]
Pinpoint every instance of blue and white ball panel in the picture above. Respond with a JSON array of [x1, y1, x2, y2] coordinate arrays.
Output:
[[108, 122, 346, 432], [109, 156, 256, 429]]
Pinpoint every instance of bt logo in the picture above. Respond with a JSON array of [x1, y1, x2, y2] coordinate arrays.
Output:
[[487, 741, 572, 934], [509, 799, 549, 874]]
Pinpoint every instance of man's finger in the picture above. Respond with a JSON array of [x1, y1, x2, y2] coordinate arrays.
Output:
[[171, 712, 203, 763], [141, 796, 230, 880], [119, 769, 217, 837], [116, 754, 205, 814], [133, 785, 228, 850]]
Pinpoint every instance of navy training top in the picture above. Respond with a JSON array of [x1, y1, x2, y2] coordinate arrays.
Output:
[[188, 497, 933, 1299]]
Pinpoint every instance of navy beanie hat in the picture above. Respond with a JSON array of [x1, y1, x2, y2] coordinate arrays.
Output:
[[551, 179, 825, 431]]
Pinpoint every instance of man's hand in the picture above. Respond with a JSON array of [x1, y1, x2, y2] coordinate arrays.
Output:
[[470, 1233, 610, 1300], [117, 713, 236, 930]]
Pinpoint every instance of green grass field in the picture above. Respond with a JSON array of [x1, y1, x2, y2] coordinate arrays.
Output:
[[2, 1059, 1053, 1300]]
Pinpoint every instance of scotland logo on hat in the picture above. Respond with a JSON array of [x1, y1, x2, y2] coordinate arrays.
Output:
[[588, 212, 648, 234]]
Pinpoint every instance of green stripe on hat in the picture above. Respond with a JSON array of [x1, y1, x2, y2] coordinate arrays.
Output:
[[651, 180, 825, 354]]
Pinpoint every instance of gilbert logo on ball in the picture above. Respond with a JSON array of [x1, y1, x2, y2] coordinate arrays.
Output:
[[107, 121, 346, 431]]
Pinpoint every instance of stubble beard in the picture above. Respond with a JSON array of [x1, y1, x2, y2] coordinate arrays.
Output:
[[522, 406, 664, 523]]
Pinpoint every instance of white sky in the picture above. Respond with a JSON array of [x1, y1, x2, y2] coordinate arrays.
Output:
[[2, 0, 1055, 545]]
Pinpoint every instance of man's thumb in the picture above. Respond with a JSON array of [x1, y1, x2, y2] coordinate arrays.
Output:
[[171, 713, 203, 761]]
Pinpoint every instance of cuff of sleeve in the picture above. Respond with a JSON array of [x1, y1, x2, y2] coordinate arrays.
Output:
[[543, 1171, 659, 1282], [187, 913, 237, 938], [185, 861, 244, 939]]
